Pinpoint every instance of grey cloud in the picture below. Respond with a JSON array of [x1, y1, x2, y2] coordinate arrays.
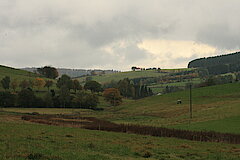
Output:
[[0, 0, 240, 70], [197, 23, 240, 50], [68, 13, 176, 48]]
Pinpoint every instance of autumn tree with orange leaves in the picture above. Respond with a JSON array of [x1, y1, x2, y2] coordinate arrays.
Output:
[[103, 88, 122, 106], [34, 78, 46, 91]]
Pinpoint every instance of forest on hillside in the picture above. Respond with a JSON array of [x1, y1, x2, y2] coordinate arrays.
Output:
[[188, 51, 240, 75]]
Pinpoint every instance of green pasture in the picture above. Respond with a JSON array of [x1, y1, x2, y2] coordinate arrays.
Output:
[[0, 65, 57, 91], [149, 78, 203, 94], [0, 115, 239, 160], [1, 78, 240, 159], [76, 68, 196, 84], [0, 65, 38, 80], [4, 82, 240, 134], [76, 70, 167, 84], [96, 82, 240, 133], [170, 115, 240, 134]]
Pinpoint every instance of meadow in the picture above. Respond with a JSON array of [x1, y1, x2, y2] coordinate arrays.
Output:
[[0, 65, 38, 80], [1, 65, 240, 159], [0, 112, 240, 160], [3, 82, 240, 134], [170, 115, 240, 134], [0, 65, 56, 91], [76, 70, 167, 84], [75, 68, 196, 83]]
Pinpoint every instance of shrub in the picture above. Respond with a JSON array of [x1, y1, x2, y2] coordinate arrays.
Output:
[[0, 91, 16, 107], [73, 91, 99, 109], [17, 88, 37, 107]]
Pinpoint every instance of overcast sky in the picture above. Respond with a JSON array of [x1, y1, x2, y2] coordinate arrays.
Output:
[[0, 0, 240, 71]]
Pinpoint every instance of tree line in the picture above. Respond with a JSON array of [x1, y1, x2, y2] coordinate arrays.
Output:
[[0, 75, 154, 109], [103, 78, 153, 100], [0, 75, 101, 109], [188, 51, 240, 75], [1, 65, 155, 109]]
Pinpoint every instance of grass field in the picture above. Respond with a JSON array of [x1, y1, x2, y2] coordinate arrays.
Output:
[[86, 82, 240, 131], [170, 115, 240, 134], [75, 68, 194, 84], [0, 65, 57, 91], [4, 82, 240, 134], [1, 81, 240, 159], [0, 112, 239, 160], [0, 65, 38, 80], [149, 78, 203, 94], [76, 70, 167, 84]]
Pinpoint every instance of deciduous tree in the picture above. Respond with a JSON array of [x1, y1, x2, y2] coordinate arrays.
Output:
[[37, 66, 59, 79], [57, 74, 72, 90], [84, 80, 102, 92], [58, 85, 71, 108], [34, 78, 46, 91], [44, 80, 53, 91], [1, 76, 10, 90], [0, 91, 15, 107], [19, 80, 30, 89], [103, 88, 122, 106], [73, 91, 99, 108], [10, 79, 18, 92], [72, 79, 82, 93], [17, 88, 36, 107]]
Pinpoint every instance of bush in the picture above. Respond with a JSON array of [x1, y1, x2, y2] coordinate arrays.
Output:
[[17, 88, 37, 107], [0, 91, 16, 107], [73, 91, 99, 109], [84, 80, 102, 92]]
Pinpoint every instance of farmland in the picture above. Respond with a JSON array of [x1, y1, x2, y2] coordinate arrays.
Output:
[[76, 68, 195, 83], [1, 66, 240, 159], [0, 112, 240, 160], [3, 82, 240, 133], [0, 65, 56, 91], [0, 65, 39, 80], [76, 70, 167, 83]]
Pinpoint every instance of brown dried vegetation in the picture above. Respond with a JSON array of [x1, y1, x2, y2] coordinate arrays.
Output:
[[22, 113, 240, 144]]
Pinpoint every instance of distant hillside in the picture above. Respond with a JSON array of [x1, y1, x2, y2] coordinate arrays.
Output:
[[0, 65, 40, 80], [22, 67, 119, 78], [75, 68, 195, 84], [188, 51, 240, 75], [98, 82, 240, 130]]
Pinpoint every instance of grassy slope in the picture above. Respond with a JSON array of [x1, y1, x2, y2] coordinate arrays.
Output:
[[76, 68, 199, 94], [170, 116, 240, 134], [76, 70, 167, 84], [1, 73, 240, 159], [0, 65, 38, 80], [4, 82, 240, 134], [97, 82, 240, 134], [149, 78, 203, 93], [76, 82, 239, 131], [0, 113, 239, 160], [0, 65, 56, 91], [76, 68, 194, 84]]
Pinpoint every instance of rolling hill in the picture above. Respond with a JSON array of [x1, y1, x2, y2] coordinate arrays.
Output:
[[188, 51, 240, 75], [103, 82, 240, 132], [1, 64, 240, 160], [0, 65, 56, 91], [76, 68, 194, 84], [0, 65, 40, 80]]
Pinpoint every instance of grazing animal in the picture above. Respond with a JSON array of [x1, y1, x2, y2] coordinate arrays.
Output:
[[177, 99, 182, 104]]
